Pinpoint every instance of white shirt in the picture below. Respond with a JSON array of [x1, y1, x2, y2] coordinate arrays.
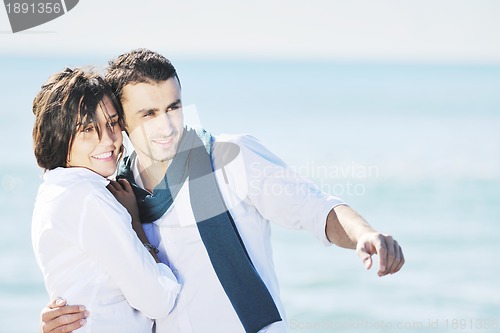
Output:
[[133, 134, 345, 333], [32, 167, 181, 333]]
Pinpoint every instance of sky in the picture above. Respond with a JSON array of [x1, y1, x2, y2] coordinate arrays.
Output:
[[1, 0, 500, 63]]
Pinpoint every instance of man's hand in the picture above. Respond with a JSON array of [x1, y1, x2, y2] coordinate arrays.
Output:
[[325, 204, 405, 276], [40, 298, 88, 333], [356, 232, 404, 277]]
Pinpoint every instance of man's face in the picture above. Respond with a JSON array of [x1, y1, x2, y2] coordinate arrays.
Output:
[[121, 78, 184, 167]]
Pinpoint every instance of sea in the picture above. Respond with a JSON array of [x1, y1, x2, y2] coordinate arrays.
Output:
[[0, 55, 499, 333]]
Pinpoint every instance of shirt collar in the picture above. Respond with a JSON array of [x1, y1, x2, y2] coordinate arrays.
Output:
[[44, 167, 110, 187], [131, 156, 145, 189]]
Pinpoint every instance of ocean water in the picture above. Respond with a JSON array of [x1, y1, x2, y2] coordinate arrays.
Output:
[[0, 55, 499, 332]]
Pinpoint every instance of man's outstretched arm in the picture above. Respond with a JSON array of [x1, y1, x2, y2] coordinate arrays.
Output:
[[325, 204, 405, 277], [40, 298, 88, 333]]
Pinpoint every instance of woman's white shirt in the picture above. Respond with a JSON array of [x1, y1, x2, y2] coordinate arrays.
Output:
[[32, 167, 180, 333]]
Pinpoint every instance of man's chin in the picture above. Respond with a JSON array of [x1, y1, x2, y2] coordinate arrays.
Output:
[[154, 150, 177, 163]]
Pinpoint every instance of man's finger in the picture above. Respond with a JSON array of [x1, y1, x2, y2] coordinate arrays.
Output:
[[41, 306, 88, 333], [48, 318, 87, 333], [390, 243, 405, 274], [357, 243, 374, 270], [382, 235, 396, 275], [376, 236, 388, 276], [385, 239, 401, 274], [388, 241, 405, 274], [42, 315, 87, 333], [46, 297, 67, 310], [41, 305, 86, 322]]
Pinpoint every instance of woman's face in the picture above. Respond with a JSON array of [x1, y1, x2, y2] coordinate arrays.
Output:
[[66, 96, 123, 178]]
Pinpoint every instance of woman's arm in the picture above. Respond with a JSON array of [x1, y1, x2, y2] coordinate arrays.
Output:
[[79, 190, 180, 319], [107, 179, 161, 262]]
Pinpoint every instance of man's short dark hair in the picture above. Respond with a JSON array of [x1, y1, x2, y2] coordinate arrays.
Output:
[[105, 48, 180, 106], [32, 67, 123, 170]]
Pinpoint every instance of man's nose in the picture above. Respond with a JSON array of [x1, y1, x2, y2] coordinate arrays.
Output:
[[156, 112, 174, 135]]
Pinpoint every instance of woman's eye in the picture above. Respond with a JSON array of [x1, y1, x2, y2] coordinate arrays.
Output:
[[82, 126, 94, 133], [108, 121, 119, 128]]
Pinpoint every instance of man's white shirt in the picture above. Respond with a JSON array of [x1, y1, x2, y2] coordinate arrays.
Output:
[[133, 134, 344, 333]]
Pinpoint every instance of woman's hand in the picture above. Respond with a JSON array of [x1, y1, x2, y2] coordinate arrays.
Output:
[[107, 179, 140, 223], [107, 178, 160, 263]]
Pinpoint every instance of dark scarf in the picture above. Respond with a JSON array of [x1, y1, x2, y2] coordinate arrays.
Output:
[[117, 128, 281, 333]]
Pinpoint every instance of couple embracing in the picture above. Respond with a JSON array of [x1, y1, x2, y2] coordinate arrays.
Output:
[[32, 49, 404, 333]]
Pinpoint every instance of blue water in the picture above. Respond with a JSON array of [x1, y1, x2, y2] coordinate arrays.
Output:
[[1, 55, 499, 332]]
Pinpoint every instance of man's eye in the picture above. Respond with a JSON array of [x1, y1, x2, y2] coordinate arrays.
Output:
[[143, 111, 154, 117], [168, 104, 181, 112]]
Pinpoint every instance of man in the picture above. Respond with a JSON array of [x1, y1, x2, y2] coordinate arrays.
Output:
[[40, 49, 404, 333]]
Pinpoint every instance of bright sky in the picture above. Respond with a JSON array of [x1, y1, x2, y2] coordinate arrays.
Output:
[[1, 0, 500, 63]]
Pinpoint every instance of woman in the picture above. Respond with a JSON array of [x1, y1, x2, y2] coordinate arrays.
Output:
[[31, 68, 180, 333]]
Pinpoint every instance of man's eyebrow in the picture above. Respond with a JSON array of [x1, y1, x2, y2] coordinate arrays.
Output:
[[135, 100, 181, 115], [136, 107, 159, 115], [167, 99, 182, 110]]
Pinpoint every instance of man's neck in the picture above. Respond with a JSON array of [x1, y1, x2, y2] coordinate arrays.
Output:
[[136, 155, 170, 193]]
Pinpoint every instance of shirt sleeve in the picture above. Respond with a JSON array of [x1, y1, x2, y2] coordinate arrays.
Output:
[[215, 134, 346, 246], [78, 190, 181, 319]]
